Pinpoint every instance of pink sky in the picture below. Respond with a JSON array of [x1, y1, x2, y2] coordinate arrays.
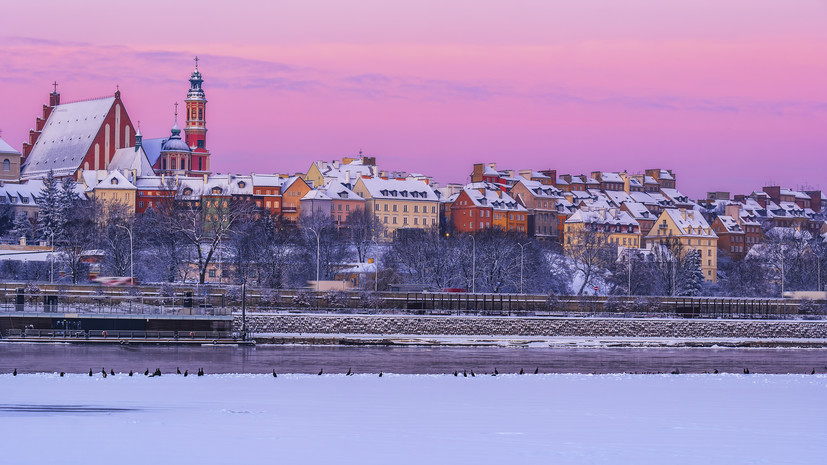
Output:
[[1, 0, 826, 197]]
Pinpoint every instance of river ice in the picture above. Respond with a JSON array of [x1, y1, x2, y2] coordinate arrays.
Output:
[[0, 373, 824, 464]]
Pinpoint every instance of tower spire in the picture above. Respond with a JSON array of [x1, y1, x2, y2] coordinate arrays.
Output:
[[194, 55, 199, 70]]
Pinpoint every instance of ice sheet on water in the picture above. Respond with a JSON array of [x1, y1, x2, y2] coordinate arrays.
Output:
[[0, 373, 825, 464]]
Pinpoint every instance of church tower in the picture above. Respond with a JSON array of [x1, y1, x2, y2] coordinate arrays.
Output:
[[185, 56, 210, 174]]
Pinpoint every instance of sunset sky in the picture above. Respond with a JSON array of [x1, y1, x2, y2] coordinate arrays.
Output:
[[1, 0, 826, 197]]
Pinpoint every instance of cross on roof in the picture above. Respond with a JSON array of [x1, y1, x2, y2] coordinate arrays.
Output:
[[52, 81, 58, 93], [174, 102, 179, 121], [194, 56, 199, 69]]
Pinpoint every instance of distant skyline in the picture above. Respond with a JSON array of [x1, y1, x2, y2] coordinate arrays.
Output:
[[1, 0, 826, 198]]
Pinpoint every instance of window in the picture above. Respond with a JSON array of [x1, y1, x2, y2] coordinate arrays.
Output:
[[393, 217, 397, 224], [414, 205, 419, 213], [338, 204, 342, 211], [345, 204, 350, 211], [403, 217, 408, 225], [209, 269, 216, 278], [2, 159, 9, 171], [414, 218, 418, 225], [197, 140, 205, 149], [432, 206, 436, 214], [393, 205, 397, 212], [384, 204, 389, 212], [375, 203, 380, 211]]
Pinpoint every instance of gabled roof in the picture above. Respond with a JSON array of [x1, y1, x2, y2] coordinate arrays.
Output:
[[95, 170, 136, 190], [0, 136, 20, 155], [566, 207, 639, 227], [461, 185, 526, 212], [301, 189, 331, 201], [657, 209, 717, 238], [109, 146, 154, 176], [324, 181, 363, 201], [623, 202, 653, 220], [251, 174, 284, 188], [715, 215, 744, 234], [141, 137, 165, 167], [515, 178, 561, 198], [357, 178, 438, 201], [22, 96, 116, 178]]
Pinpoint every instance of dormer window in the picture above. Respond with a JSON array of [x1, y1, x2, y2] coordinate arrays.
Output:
[[183, 188, 193, 196], [238, 181, 246, 188], [212, 187, 222, 195], [111, 178, 119, 185]]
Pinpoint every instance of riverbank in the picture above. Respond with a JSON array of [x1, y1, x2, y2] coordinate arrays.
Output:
[[251, 333, 827, 348]]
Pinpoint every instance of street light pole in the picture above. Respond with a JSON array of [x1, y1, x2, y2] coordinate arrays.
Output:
[[309, 227, 320, 291], [369, 239, 379, 292]]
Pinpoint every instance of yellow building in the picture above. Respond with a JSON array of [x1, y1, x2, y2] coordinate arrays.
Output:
[[352, 177, 439, 238], [564, 206, 642, 250], [86, 170, 136, 216], [646, 208, 718, 281]]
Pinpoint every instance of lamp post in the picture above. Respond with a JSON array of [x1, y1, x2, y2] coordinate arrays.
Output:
[[49, 232, 54, 284], [517, 242, 525, 294], [114, 223, 134, 283], [368, 238, 380, 292], [308, 227, 320, 291]]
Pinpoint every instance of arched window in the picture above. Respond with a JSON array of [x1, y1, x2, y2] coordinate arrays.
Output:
[[162, 159, 167, 170], [2, 159, 9, 171], [171, 159, 176, 170]]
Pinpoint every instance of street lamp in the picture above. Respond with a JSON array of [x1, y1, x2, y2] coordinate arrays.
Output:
[[367, 238, 380, 292], [114, 223, 134, 283], [308, 227, 320, 291], [517, 242, 526, 294]]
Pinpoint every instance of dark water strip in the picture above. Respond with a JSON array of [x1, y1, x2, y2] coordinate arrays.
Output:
[[1, 343, 826, 375]]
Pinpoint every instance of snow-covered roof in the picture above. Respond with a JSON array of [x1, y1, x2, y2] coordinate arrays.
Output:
[[357, 178, 438, 201], [247, 174, 283, 189], [22, 96, 116, 178], [515, 178, 561, 198], [660, 209, 717, 238], [660, 188, 695, 207], [0, 180, 42, 205], [566, 207, 639, 227], [462, 185, 526, 212], [0, 136, 20, 155], [604, 190, 634, 206], [657, 169, 674, 180], [95, 170, 136, 190], [109, 147, 154, 176], [623, 202, 654, 220], [301, 189, 331, 201], [715, 215, 744, 234], [324, 181, 363, 201], [599, 172, 623, 183]]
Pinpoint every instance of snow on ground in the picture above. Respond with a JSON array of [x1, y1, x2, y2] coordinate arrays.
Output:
[[0, 373, 825, 464]]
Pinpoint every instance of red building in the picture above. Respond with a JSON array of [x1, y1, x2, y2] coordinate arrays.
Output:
[[21, 87, 136, 180]]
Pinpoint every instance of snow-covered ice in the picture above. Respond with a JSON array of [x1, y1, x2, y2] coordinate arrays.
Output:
[[0, 373, 825, 464]]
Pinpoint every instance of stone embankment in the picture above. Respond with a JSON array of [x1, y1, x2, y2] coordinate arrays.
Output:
[[237, 313, 827, 340]]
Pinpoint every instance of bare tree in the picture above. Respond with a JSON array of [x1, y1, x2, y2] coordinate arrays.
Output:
[[565, 223, 615, 295], [343, 207, 384, 263]]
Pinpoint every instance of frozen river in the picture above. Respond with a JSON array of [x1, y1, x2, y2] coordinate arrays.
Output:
[[1, 373, 825, 464], [1, 343, 826, 375]]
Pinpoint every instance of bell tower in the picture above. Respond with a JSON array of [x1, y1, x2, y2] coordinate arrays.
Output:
[[185, 56, 210, 173]]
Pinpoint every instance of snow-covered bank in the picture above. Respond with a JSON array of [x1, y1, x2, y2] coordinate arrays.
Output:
[[253, 332, 827, 348], [1, 373, 825, 464]]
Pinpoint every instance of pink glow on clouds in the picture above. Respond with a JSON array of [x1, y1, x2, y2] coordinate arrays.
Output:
[[1, 0, 827, 197]]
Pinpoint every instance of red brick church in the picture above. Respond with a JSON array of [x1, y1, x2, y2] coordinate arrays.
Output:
[[20, 59, 211, 180]]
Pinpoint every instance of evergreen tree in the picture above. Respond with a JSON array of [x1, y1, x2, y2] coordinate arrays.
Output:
[[677, 249, 704, 296], [37, 170, 63, 243], [12, 213, 36, 243]]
